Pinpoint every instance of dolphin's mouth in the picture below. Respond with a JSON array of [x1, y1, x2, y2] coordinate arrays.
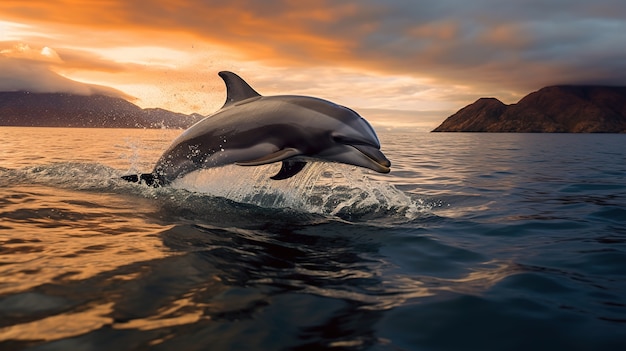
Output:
[[349, 144, 391, 173]]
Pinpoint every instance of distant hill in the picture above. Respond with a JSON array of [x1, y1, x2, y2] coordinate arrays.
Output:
[[432, 86, 626, 133], [0, 91, 204, 129]]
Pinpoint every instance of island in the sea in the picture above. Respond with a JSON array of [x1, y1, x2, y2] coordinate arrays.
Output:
[[432, 85, 626, 133], [0, 91, 204, 129]]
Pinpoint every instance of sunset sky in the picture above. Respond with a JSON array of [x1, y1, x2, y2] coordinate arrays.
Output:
[[1, 1, 625, 130]]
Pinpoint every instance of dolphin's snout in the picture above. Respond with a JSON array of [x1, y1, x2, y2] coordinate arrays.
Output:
[[349, 144, 391, 173]]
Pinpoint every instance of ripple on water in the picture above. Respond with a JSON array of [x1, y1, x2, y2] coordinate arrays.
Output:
[[0, 185, 174, 296]]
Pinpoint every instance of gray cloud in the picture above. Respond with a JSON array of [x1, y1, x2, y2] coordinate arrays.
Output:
[[344, 0, 626, 90]]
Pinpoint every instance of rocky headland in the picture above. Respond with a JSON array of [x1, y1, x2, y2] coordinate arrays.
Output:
[[433, 86, 626, 133]]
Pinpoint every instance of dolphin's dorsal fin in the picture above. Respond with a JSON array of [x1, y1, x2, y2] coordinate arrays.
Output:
[[218, 71, 261, 108]]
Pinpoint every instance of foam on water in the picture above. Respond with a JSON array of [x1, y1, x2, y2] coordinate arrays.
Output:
[[173, 162, 426, 220], [0, 161, 427, 222]]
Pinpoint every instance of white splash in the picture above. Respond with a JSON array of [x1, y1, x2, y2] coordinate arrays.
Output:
[[172, 162, 426, 219]]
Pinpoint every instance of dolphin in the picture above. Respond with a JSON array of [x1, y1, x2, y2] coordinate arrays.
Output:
[[121, 71, 390, 187]]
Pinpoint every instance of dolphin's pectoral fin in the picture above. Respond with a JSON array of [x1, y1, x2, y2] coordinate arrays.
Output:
[[121, 173, 163, 187], [235, 148, 306, 179], [235, 148, 301, 166], [271, 161, 307, 180]]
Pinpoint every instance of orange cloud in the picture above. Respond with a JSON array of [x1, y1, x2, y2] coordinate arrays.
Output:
[[0, 1, 358, 63], [2, 0, 625, 86], [1, 0, 625, 128]]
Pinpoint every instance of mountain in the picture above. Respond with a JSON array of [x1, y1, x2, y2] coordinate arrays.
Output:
[[432, 86, 626, 132], [0, 91, 204, 129]]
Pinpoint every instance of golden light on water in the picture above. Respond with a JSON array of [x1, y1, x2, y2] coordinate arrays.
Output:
[[0, 303, 115, 341], [0, 186, 176, 296]]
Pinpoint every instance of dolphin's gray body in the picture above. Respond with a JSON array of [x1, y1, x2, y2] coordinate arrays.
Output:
[[122, 71, 390, 186]]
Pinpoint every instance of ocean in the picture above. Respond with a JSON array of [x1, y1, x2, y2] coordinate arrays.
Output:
[[0, 127, 625, 350]]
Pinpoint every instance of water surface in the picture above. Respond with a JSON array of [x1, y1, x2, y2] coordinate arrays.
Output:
[[1, 127, 625, 350]]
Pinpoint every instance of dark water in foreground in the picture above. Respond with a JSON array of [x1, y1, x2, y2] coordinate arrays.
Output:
[[0, 127, 625, 350]]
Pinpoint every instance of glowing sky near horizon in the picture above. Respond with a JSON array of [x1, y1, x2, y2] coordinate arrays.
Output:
[[1, 1, 625, 130]]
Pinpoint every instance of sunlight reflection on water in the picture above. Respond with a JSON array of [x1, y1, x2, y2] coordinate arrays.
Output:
[[0, 185, 175, 295], [0, 128, 625, 350]]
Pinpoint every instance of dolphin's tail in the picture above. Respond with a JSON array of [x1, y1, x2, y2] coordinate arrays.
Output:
[[121, 173, 164, 187]]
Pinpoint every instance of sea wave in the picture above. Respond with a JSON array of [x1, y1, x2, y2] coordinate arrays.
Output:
[[0, 162, 429, 223]]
